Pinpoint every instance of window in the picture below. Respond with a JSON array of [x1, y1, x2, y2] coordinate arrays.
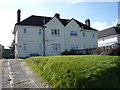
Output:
[[93, 45, 96, 48], [83, 32, 85, 37], [70, 31, 77, 36], [39, 44, 42, 50], [24, 28, 27, 33], [71, 44, 78, 50], [52, 44, 60, 51], [92, 33, 95, 38], [84, 44, 86, 49], [23, 43, 27, 51], [51, 29, 60, 35], [39, 29, 42, 35]]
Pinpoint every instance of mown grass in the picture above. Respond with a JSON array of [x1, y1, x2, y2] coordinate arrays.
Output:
[[25, 55, 120, 88]]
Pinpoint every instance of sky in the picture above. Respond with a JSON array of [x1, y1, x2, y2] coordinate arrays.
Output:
[[0, 0, 119, 48]]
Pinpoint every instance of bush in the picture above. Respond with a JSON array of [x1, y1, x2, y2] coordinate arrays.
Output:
[[109, 45, 120, 56], [94, 48, 103, 55], [61, 50, 84, 55]]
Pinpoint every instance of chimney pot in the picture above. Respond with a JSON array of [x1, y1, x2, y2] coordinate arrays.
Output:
[[17, 9, 21, 23], [54, 13, 60, 19], [85, 19, 90, 27]]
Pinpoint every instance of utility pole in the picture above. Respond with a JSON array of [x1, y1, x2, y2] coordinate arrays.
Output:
[[43, 19, 46, 56], [118, 1, 120, 24]]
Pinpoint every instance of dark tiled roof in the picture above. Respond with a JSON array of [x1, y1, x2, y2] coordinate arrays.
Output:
[[59, 19, 70, 26], [74, 19, 97, 31], [98, 25, 120, 39], [16, 15, 97, 31], [16, 15, 52, 26]]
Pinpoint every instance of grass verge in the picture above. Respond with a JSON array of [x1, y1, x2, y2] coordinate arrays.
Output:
[[25, 55, 120, 88]]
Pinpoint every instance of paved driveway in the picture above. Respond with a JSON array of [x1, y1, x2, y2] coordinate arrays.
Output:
[[2, 59, 50, 88]]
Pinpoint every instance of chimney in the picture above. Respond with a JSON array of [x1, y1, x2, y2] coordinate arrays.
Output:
[[54, 13, 60, 19], [17, 9, 21, 23], [85, 19, 90, 27]]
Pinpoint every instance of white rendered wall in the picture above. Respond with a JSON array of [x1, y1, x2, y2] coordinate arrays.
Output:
[[98, 34, 118, 47]]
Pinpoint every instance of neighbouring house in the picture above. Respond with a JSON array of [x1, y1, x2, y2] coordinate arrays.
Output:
[[13, 9, 98, 58], [3, 49, 12, 59], [98, 24, 120, 48], [0, 44, 4, 59]]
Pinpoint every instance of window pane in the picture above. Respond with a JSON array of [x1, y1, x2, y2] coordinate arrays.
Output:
[[39, 29, 42, 35], [51, 30, 54, 34], [71, 44, 78, 50], [70, 31, 77, 36], [52, 44, 60, 51], [23, 43, 27, 51], [92, 33, 95, 38], [83, 32, 85, 37], [51, 29, 60, 35], [39, 44, 42, 50], [54, 30, 57, 34], [58, 30, 60, 35], [24, 28, 27, 33]]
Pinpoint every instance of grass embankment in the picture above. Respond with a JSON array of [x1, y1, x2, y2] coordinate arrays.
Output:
[[25, 55, 120, 88]]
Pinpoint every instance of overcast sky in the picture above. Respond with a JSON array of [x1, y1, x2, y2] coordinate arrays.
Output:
[[0, 0, 119, 48]]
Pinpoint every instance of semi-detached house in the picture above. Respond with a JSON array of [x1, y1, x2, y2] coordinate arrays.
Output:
[[98, 24, 120, 47], [13, 9, 98, 58]]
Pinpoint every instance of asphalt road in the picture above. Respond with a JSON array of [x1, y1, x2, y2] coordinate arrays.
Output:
[[1, 59, 50, 89]]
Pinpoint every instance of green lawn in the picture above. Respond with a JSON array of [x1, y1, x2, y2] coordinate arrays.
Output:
[[25, 55, 120, 88]]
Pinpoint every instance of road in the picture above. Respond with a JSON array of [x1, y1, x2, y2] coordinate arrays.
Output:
[[1, 59, 50, 89]]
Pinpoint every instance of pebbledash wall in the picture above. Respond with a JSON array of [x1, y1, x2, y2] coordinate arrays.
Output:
[[14, 10, 98, 58]]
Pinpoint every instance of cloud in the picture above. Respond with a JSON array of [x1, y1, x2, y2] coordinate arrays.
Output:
[[112, 19, 118, 26], [92, 22, 110, 31], [70, 0, 83, 4], [31, 0, 36, 8], [92, 20, 118, 31], [0, 10, 16, 48]]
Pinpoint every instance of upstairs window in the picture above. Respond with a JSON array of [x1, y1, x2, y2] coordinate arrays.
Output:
[[24, 28, 27, 33], [39, 29, 42, 35], [92, 33, 95, 38], [70, 31, 77, 36], [51, 29, 60, 35], [83, 32, 85, 37]]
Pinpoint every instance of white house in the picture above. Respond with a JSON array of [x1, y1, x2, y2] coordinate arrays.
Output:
[[13, 9, 98, 58], [98, 24, 120, 47]]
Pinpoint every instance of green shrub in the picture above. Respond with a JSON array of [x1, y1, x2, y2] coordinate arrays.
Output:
[[109, 46, 120, 56]]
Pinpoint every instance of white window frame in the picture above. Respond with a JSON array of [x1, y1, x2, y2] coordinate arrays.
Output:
[[51, 29, 60, 35], [70, 31, 78, 36], [52, 44, 60, 52]]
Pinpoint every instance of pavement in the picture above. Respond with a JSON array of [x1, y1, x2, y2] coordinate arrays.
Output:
[[2, 59, 51, 89]]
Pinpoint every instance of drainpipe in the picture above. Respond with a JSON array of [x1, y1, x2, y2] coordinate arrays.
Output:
[[43, 19, 46, 56]]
